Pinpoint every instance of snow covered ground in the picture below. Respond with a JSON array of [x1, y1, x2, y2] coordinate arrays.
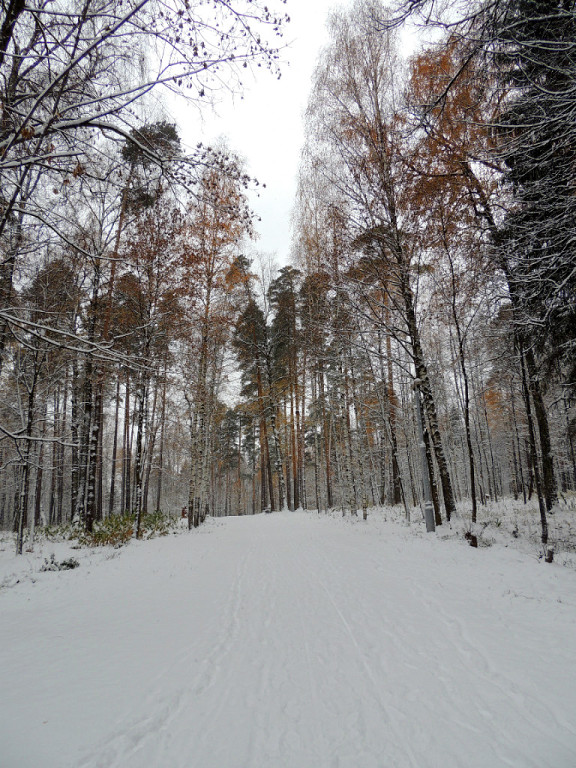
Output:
[[1, 506, 576, 768]]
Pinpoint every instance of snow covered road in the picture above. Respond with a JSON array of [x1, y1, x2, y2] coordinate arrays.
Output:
[[1, 511, 576, 768]]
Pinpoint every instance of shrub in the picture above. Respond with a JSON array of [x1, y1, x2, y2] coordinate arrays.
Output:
[[41, 554, 80, 571], [140, 510, 175, 538], [78, 510, 177, 547], [78, 512, 135, 547], [43, 524, 76, 542], [36, 510, 178, 549]]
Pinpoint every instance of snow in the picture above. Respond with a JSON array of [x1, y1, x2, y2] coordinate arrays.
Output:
[[1, 508, 576, 768]]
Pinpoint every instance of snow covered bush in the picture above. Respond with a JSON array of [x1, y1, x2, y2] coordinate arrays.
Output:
[[40, 554, 80, 572]]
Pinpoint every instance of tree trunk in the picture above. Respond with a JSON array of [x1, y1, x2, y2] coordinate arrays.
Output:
[[155, 374, 167, 513], [133, 376, 148, 538], [520, 346, 549, 547], [16, 383, 36, 554], [319, 364, 333, 509], [122, 374, 132, 514], [108, 376, 120, 516], [525, 347, 557, 511], [400, 272, 456, 521]]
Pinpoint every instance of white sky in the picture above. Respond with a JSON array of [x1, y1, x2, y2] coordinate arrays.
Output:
[[168, 0, 354, 267], [164, 1, 418, 267]]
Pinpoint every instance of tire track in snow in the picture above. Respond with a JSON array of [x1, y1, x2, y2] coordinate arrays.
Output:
[[282, 532, 335, 768], [241, 531, 283, 766], [329, 519, 576, 768], [298, 526, 422, 768], [189, 527, 276, 767], [423, 574, 576, 766], [66, 513, 576, 768], [295, 519, 530, 768], [74, 536, 255, 768]]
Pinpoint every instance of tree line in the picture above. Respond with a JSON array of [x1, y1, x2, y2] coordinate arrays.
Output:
[[1, 0, 574, 560], [0, 0, 288, 551], [290, 0, 575, 552]]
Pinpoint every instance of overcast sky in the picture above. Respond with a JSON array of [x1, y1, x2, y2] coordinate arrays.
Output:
[[164, 1, 419, 268], [165, 0, 353, 267]]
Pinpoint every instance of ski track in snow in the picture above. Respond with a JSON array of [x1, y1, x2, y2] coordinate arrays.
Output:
[[1, 511, 576, 768]]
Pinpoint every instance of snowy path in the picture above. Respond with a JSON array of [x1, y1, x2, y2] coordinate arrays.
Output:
[[1, 511, 576, 768]]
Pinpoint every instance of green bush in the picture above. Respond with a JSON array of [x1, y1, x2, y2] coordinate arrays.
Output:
[[140, 510, 175, 538], [78, 510, 177, 547], [37, 510, 178, 549], [78, 512, 135, 547], [43, 523, 76, 542]]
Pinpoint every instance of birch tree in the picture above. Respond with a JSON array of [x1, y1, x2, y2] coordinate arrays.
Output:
[[302, 0, 457, 520], [0, 0, 288, 370]]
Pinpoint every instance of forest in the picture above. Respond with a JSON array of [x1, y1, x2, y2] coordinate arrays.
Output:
[[1, 0, 575, 557]]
